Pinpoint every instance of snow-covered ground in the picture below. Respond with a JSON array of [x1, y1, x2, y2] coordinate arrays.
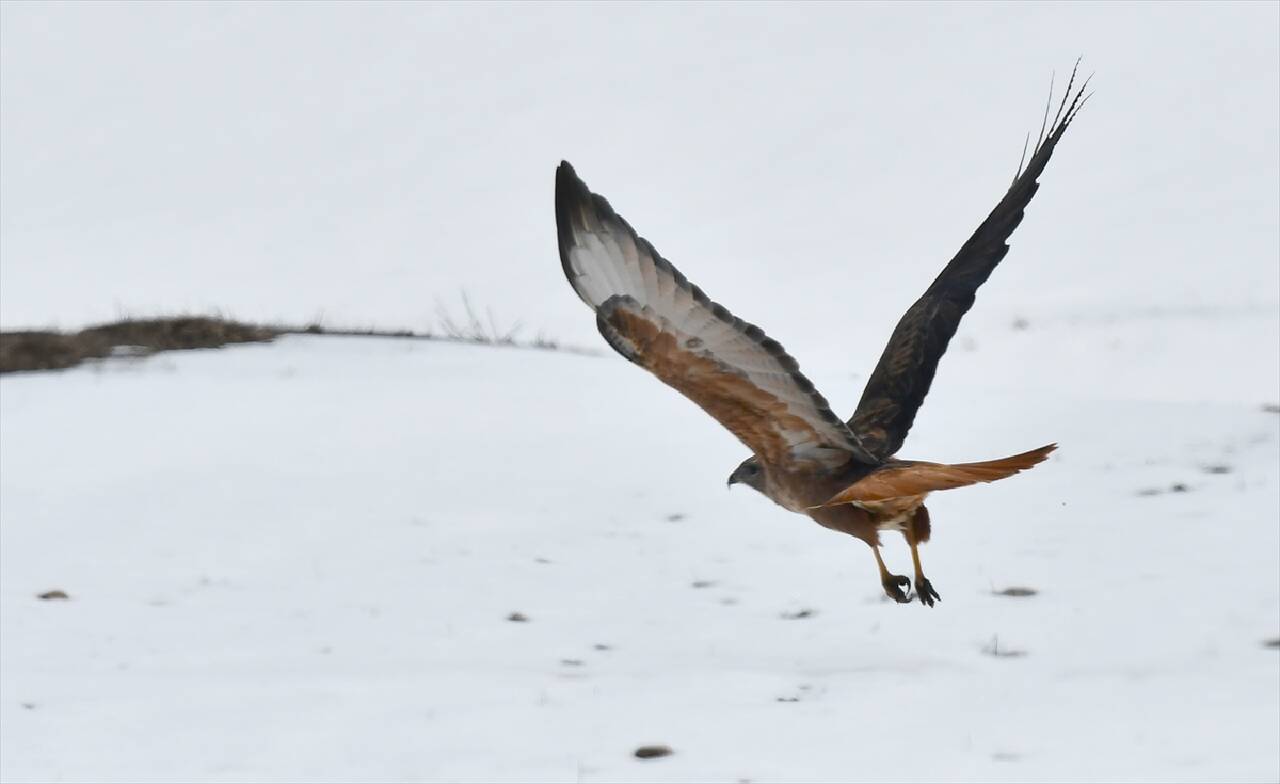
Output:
[[2, 305, 1277, 782], [2, 2, 1278, 781]]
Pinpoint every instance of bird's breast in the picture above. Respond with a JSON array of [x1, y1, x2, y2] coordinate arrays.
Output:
[[763, 470, 842, 515]]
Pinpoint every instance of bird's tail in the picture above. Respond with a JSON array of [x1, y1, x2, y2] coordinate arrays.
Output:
[[819, 444, 1057, 507]]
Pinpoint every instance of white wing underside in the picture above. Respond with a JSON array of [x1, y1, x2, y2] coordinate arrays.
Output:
[[557, 163, 873, 467]]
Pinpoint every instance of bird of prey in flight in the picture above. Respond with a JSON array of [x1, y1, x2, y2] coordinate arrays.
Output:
[[555, 66, 1089, 606]]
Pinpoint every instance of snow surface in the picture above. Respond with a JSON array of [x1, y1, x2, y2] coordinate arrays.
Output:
[[2, 2, 1279, 781], [2, 313, 1277, 782]]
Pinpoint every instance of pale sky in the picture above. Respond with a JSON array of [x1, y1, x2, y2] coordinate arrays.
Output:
[[2, 1, 1277, 362]]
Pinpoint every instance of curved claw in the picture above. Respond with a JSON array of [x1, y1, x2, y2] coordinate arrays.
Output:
[[882, 574, 912, 603], [915, 577, 942, 608]]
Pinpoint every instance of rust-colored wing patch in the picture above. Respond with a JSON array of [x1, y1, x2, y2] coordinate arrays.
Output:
[[556, 161, 877, 468], [598, 298, 840, 468], [820, 444, 1057, 506]]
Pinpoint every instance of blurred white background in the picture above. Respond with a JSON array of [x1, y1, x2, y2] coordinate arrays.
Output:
[[2, 2, 1276, 356]]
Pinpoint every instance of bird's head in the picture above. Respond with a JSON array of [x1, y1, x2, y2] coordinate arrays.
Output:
[[727, 456, 765, 493]]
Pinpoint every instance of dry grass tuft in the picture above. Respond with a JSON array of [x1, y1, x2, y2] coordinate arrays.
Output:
[[1, 317, 277, 374], [0, 331, 109, 373], [79, 317, 275, 352], [2, 300, 598, 376]]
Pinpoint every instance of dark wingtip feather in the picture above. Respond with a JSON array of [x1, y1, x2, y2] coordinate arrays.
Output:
[[852, 64, 1090, 460], [555, 161, 594, 285], [1013, 132, 1031, 186]]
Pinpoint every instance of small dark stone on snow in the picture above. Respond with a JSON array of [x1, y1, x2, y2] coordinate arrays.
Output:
[[780, 608, 815, 620], [664, 513, 686, 522], [776, 696, 800, 703], [36, 590, 69, 601], [1138, 482, 1193, 497], [994, 587, 1038, 597], [593, 643, 612, 651], [690, 580, 716, 589], [1202, 464, 1232, 475], [1011, 317, 1030, 331], [560, 658, 584, 667], [1262, 403, 1280, 414], [1263, 638, 1280, 649], [20, 702, 35, 710], [507, 612, 529, 622], [634, 745, 673, 759]]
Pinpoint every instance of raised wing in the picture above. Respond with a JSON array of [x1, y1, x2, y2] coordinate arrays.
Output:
[[849, 64, 1091, 460], [556, 161, 876, 469]]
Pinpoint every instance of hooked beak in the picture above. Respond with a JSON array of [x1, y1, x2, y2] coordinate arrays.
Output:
[[726, 471, 739, 489]]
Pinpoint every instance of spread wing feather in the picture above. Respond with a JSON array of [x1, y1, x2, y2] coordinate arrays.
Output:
[[849, 63, 1091, 460], [556, 162, 876, 469]]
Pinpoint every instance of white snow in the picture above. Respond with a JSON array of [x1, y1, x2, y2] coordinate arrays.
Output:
[[2, 2, 1278, 781], [1, 314, 1277, 782]]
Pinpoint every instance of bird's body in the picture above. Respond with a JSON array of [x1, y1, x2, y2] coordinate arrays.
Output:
[[555, 66, 1089, 606]]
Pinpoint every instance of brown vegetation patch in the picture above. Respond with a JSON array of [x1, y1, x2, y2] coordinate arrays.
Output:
[[79, 317, 275, 352], [1, 317, 277, 374], [0, 331, 111, 373]]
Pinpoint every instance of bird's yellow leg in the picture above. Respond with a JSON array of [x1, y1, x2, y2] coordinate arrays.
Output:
[[904, 522, 941, 607], [872, 545, 911, 604]]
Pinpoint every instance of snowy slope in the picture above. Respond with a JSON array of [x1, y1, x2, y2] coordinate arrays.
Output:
[[2, 308, 1277, 782]]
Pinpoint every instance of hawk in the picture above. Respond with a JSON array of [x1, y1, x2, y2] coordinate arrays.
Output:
[[555, 68, 1089, 606]]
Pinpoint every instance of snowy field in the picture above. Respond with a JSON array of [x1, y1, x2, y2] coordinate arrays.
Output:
[[2, 2, 1278, 782], [2, 308, 1277, 782]]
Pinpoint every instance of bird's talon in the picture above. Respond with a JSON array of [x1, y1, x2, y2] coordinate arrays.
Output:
[[915, 577, 941, 607], [882, 574, 912, 603]]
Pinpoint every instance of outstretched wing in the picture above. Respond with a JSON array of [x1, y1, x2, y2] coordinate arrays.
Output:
[[556, 162, 876, 469], [849, 64, 1091, 460]]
